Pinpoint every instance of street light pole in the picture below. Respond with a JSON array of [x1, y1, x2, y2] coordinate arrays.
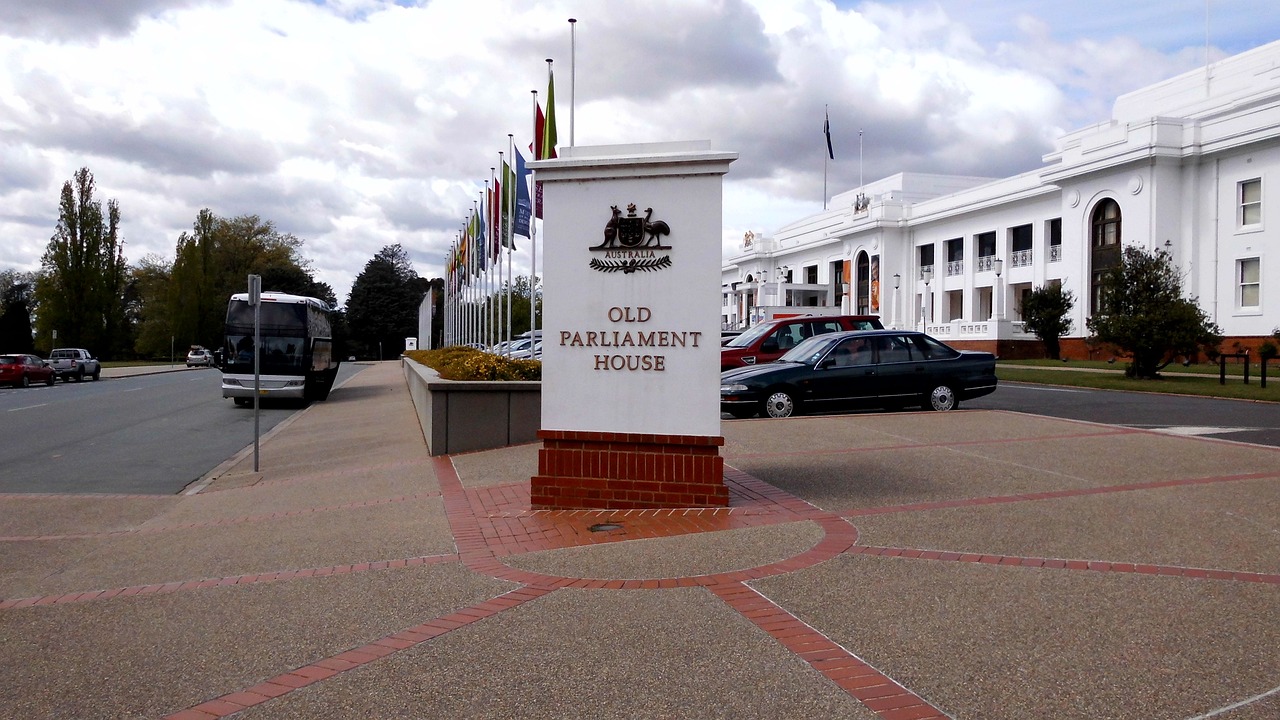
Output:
[[993, 258, 1004, 321], [892, 273, 901, 329], [921, 266, 933, 329]]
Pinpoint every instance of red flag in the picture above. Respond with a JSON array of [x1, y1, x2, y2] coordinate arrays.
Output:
[[532, 104, 545, 159], [532, 104, 547, 219]]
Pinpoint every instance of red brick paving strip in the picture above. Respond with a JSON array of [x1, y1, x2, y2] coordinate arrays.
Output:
[[0, 553, 460, 610], [846, 545, 1280, 583], [728, 426, 1143, 461], [841, 470, 1280, 519], [0, 491, 442, 542], [161, 584, 556, 719], [709, 582, 948, 719]]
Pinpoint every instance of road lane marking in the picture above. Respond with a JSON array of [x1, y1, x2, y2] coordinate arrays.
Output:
[[999, 384, 1087, 393], [1134, 425, 1262, 437], [1185, 684, 1280, 719], [7, 403, 48, 412]]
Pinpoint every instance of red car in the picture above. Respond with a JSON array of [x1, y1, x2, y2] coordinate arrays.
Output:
[[0, 354, 56, 388], [721, 314, 883, 371]]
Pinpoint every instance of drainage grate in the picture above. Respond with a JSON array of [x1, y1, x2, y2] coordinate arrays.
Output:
[[588, 523, 623, 533]]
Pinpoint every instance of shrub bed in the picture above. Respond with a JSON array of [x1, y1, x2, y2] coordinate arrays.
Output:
[[404, 347, 541, 381]]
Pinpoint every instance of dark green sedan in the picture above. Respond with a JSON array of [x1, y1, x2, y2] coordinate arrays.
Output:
[[720, 330, 997, 419]]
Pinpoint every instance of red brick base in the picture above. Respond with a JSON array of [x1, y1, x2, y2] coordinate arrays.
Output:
[[531, 430, 728, 510]]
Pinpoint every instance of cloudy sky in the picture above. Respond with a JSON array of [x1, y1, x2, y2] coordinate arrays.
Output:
[[1, 0, 1276, 305]]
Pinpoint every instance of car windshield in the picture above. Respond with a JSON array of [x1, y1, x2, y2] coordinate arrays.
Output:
[[723, 323, 774, 348], [778, 335, 839, 365]]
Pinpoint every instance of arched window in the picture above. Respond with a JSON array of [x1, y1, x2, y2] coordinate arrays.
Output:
[[1089, 198, 1122, 313], [856, 252, 870, 314], [1092, 199, 1121, 247]]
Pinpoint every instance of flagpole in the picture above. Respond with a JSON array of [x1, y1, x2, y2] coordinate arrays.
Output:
[[478, 196, 486, 348], [487, 179, 494, 350], [530, 88, 538, 342], [823, 104, 828, 211], [569, 18, 576, 148], [505, 134, 515, 352]]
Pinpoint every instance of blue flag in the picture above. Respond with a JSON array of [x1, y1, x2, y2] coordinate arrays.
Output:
[[514, 149, 533, 238]]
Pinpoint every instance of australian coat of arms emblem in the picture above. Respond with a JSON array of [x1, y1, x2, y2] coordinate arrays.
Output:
[[590, 203, 673, 274]]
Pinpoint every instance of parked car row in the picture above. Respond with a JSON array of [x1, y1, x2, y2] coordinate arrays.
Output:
[[721, 328, 998, 418], [488, 332, 543, 360], [1, 348, 101, 388]]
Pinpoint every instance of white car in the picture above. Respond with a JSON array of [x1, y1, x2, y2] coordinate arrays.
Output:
[[510, 340, 542, 360], [186, 348, 213, 367]]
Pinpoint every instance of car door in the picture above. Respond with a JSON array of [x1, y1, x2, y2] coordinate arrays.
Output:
[[805, 336, 880, 410], [867, 334, 928, 403]]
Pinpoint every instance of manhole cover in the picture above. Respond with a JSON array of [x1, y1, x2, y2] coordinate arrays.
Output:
[[588, 523, 623, 532]]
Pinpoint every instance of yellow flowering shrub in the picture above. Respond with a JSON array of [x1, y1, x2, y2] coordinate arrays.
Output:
[[404, 347, 541, 381]]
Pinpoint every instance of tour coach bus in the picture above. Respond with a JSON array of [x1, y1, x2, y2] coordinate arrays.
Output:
[[221, 291, 340, 406]]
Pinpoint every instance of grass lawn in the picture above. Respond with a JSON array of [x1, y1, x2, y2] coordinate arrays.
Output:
[[1001, 357, 1259, 376], [997, 361, 1277, 402]]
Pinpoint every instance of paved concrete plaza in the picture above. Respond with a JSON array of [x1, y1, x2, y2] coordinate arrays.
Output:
[[2, 360, 1277, 719]]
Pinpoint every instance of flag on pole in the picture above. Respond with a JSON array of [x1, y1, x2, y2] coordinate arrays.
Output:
[[824, 108, 834, 160], [531, 104, 546, 160], [513, 149, 532, 237], [542, 68, 558, 160], [501, 159, 517, 248], [489, 184, 501, 259], [474, 207, 487, 271]]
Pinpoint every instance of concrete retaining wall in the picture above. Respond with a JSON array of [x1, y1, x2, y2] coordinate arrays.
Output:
[[402, 358, 541, 456]]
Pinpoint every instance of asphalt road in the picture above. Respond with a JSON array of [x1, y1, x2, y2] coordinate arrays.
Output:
[[966, 381, 1280, 448], [0, 363, 367, 495], [5, 367, 1275, 497]]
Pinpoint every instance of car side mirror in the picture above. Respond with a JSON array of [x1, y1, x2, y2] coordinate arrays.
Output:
[[818, 358, 837, 369], [761, 339, 779, 353]]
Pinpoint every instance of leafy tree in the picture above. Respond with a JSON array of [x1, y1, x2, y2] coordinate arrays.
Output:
[[0, 270, 37, 353], [129, 255, 174, 359], [486, 275, 540, 346], [345, 244, 429, 359], [164, 210, 328, 352], [1020, 284, 1074, 360], [1086, 246, 1221, 378], [34, 168, 129, 357]]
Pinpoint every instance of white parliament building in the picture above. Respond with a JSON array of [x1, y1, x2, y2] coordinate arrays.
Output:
[[722, 40, 1280, 359]]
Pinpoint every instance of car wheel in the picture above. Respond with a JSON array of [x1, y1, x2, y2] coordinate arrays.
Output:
[[926, 384, 958, 411], [233, 397, 251, 407], [763, 390, 798, 418], [92, 368, 100, 381], [45, 374, 55, 386], [74, 370, 83, 382], [20, 374, 30, 388]]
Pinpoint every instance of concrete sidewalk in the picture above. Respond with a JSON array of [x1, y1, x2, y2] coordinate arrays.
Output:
[[2, 360, 1278, 719]]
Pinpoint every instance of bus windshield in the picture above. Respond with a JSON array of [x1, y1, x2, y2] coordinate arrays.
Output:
[[224, 300, 311, 375]]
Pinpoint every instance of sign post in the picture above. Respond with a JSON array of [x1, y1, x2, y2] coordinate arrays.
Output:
[[529, 141, 737, 509], [248, 274, 262, 472]]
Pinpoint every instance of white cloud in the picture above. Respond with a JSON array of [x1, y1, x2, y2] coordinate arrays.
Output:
[[0, 0, 1271, 304]]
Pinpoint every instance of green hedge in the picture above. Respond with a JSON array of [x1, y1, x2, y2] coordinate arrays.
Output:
[[404, 347, 541, 381]]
